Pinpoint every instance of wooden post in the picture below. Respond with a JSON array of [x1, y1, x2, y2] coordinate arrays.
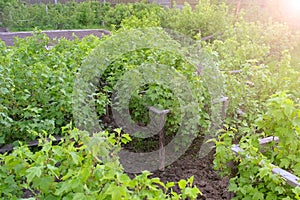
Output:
[[149, 106, 170, 171], [220, 96, 229, 119], [235, 0, 241, 20], [158, 127, 166, 171]]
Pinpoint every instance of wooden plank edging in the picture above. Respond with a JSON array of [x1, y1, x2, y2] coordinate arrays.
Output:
[[0, 135, 62, 154], [231, 136, 300, 188]]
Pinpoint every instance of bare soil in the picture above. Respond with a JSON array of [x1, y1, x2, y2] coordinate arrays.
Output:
[[127, 136, 231, 200]]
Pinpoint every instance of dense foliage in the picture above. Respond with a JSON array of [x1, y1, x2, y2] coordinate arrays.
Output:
[[96, 32, 210, 138], [0, 128, 201, 199], [0, 31, 204, 197], [0, 33, 102, 144], [1, 0, 231, 39], [1, 1, 165, 31], [203, 3, 300, 199], [213, 93, 300, 199], [0, 0, 300, 199]]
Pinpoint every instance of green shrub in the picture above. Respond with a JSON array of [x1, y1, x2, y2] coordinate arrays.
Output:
[[0, 128, 201, 199], [160, 0, 233, 38], [0, 33, 102, 144], [88, 29, 211, 139], [1, 1, 163, 31], [212, 93, 300, 199], [256, 92, 300, 177]]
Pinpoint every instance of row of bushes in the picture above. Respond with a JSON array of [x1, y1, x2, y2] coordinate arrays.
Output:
[[1, 0, 299, 146], [1, 0, 300, 198], [0, 33, 102, 144], [0, 0, 233, 144], [1, 1, 231, 37], [1, 1, 163, 30]]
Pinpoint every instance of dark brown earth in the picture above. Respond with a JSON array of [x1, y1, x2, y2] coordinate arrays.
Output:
[[126, 136, 231, 200], [152, 140, 230, 200], [105, 113, 232, 199]]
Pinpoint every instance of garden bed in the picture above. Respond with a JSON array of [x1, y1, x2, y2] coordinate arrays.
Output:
[[232, 136, 300, 188], [149, 137, 230, 200]]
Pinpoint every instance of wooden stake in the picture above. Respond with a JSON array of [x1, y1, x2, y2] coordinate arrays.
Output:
[[159, 127, 166, 171], [149, 106, 170, 171]]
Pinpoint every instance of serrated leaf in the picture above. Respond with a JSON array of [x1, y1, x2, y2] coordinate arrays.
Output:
[[32, 176, 53, 193], [253, 190, 264, 200], [26, 166, 43, 183], [70, 152, 79, 165], [258, 167, 270, 178], [55, 181, 72, 196]]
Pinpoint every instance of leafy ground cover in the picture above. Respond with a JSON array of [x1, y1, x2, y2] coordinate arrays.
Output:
[[213, 93, 300, 199], [0, 128, 201, 199], [0, 0, 300, 199]]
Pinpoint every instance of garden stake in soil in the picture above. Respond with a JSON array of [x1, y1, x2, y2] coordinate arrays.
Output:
[[149, 107, 170, 171]]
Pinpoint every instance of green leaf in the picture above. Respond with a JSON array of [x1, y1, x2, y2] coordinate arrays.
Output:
[[228, 181, 238, 192], [166, 182, 175, 189], [26, 166, 43, 183], [187, 176, 194, 187], [72, 193, 86, 200], [182, 187, 202, 198], [70, 152, 79, 165], [32, 176, 53, 193], [178, 179, 187, 189], [106, 184, 126, 200], [253, 190, 264, 200], [55, 181, 72, 196], [258, 166, 270, 178], [275, 186, 286, 194]]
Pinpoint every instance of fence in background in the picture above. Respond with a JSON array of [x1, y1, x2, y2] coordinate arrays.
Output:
[[21, 0, 198, 7]]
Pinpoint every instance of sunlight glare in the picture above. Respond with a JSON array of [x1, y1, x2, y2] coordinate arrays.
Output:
[[286, 0, 300, 13]]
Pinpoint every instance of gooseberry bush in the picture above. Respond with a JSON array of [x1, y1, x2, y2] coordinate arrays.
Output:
[[0, 128, 201, 199], [0, 33, 102, 144], [1, 0, 300, 199], [213, 92, 300, 199], [99, 46, 210, 137], [0, 32, 203, 199]]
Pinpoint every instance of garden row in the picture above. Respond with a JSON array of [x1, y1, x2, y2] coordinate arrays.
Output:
[[1, 0, 230, 37], [0, 0, 300, 199]]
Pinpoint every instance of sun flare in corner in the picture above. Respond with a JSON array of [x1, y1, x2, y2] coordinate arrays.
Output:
[[285, 0, 300, 13]]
